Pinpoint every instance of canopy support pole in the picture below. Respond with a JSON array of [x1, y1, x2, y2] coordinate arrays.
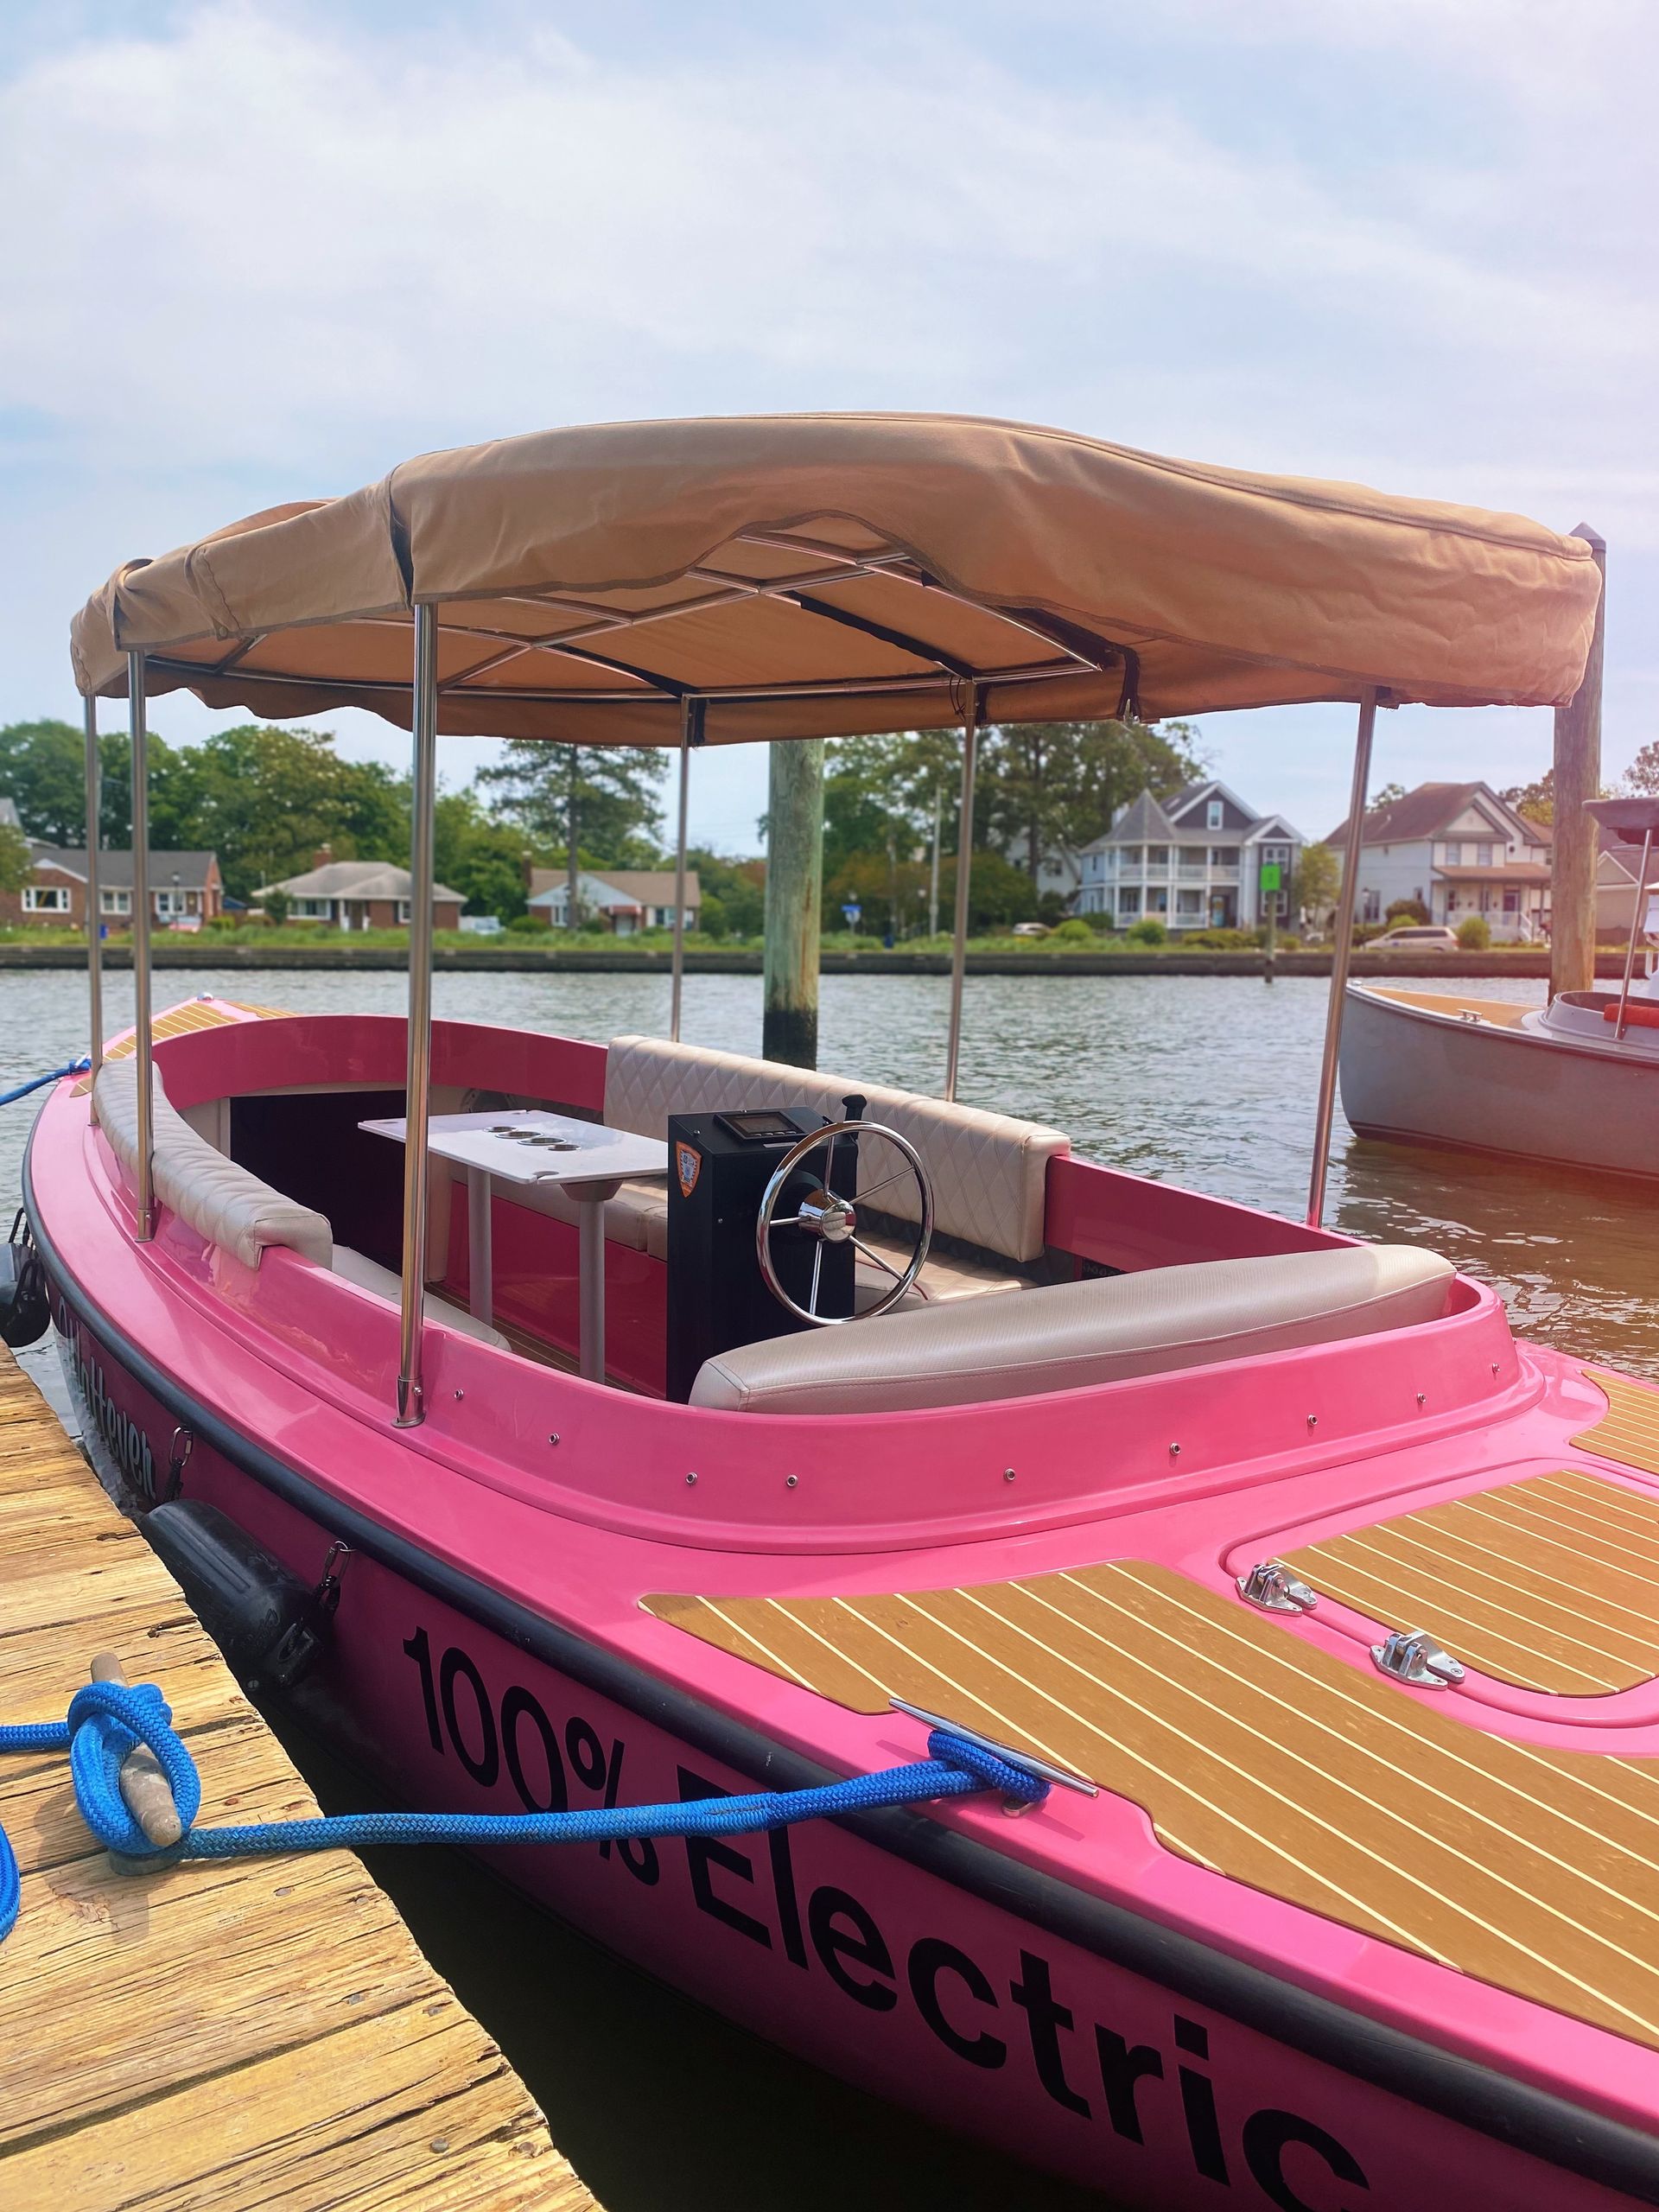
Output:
[[125, 652, 155, 1241], [1551, 524, 1605, 1001], [396, 603, 439, 1428], [670, 697, 693, 1042], [1614, 828, 1655, 1042], [1306, 687, 1378, 1227], [944, 683, 984, 1103], [83, 696, 103, 1082]]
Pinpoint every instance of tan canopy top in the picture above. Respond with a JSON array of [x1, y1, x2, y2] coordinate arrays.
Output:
[[71, 413, 1600, 746]]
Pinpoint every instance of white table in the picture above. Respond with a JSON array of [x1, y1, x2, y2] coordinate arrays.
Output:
[[359, 1110, 669, 1383]]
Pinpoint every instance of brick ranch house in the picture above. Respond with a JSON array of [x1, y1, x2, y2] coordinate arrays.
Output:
[[0, 801, 224, 929], [255, 849, 464, 931], [526, 866, 701, 933]]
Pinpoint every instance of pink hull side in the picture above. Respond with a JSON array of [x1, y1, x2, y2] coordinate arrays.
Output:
[[55, 1305, 1641, 2212]]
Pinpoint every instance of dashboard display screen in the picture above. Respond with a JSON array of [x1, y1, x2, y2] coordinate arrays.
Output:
[[718, 1109, 804, 1141]]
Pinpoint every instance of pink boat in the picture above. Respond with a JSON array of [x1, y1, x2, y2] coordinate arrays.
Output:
[[26, 417, 1659, 2209]]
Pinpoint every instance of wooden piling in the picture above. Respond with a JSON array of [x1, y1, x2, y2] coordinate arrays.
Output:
[[1551, 524, 1606, 999], [0, 1344, 594, 2212], [762, 739, 824, 1067]]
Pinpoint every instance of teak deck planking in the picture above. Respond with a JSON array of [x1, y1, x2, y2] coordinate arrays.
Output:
[[0, 1343, 594, 2212]]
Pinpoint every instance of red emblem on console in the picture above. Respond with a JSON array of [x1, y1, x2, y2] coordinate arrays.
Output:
[[676, 1142, 702, 1198]]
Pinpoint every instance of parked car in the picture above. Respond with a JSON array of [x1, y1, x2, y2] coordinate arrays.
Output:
[[1372, 924, 1459, 949], [458, 914, 504, 936], [1010, 921, 1052, 938]]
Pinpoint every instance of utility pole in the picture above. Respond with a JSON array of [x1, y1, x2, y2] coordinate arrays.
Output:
[[762, 738, 824, 1066], [929, 780, 942, 939], [1551, 525, 1605, 1000]]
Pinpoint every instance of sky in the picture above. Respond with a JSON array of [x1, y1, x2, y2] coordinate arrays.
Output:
[[2, 0, 1654, 852]]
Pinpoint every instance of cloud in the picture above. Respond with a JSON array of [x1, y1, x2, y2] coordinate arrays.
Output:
[[1, 0, 1652, 846]]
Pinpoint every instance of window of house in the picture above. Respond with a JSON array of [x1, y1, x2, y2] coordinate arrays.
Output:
[[1208, 847, 1228, 867], [397, 900, 411, 923], [22, 885, 70, 912], [1362, 890, 1381, 923], [99, 888, 130, 915], [1179, 847, 1205, 867], [1176, 888, 1203, 915], [155, 889, 188, 918], [295, 897, 331, 918], [1147, 887, 1169, 914], [1117, 887, 1141, 915], [1147, 846, 1168, 868], [1503, 889, 1521, 912], [1206, 799, 1224, 828], [1476, 842, 1493, 867], [1444, 841, 1462, 864]]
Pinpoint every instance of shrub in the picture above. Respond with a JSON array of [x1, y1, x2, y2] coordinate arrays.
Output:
[[1048, 918, 1094, 944], [1456, 914, 1491, 950], [1386, 897, 1430, 926], [1185, 926, 1258, 950], [1125, 917, 1167, 946], [505, 912, 545, 936]]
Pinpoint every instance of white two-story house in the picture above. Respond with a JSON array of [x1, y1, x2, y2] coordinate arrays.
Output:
[[1324, 783, 1550, 942], [1076, 780, 1305, 932]]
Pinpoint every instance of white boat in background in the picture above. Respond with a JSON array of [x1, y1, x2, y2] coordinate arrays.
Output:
[[1340, 797, 1659, 1180]]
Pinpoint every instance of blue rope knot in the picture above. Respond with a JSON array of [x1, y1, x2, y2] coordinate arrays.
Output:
[[64, 1681, 200, 1867], [923, 1729, 1049, 1807], [0, 1056, 91, 1108]]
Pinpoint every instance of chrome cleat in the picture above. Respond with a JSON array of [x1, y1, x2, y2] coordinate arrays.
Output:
[[1236, 1560, 1319, 1614]]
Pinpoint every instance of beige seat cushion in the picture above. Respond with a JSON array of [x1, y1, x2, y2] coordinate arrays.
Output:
[[330, 1244, 512, 1351], [94, 1058, 333, 1270], [480, 1170, 671, 1260], [690, 1243, 1454, 1415], [604, 1034, 1067, 1264]]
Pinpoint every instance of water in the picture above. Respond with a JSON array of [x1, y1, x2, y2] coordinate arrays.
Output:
[[3, 963, 1656, 2208], [5, 963, 1656, 1377]]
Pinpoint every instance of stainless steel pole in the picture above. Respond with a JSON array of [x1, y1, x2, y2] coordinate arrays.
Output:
[[397, 603, 439, 1427], [126, 652, 155, 1240], [1306, 687, 1378, 1227], [943, 685, 982, 1102], [83, 694, 103, 1080], [1614, 827, 1655, 1042], [670, 697, 692, 1042]]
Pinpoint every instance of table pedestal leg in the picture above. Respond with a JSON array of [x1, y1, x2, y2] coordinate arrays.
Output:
[[467, 1166, 493, 1326], [568, 1178, 620, 1383]]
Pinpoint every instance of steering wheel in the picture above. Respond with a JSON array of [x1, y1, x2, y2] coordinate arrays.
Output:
[[755, 1120, 934, 1326]]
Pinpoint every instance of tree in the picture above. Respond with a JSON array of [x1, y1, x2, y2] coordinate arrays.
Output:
[[479, 741, 666, 927], [687, 849, 765, 937], [434, 789, 535, 919], [165, 725, 408, 901], [977, 718, 1208, 885], [1501, 768, 1556, 825], [1293, 842, 1340, 924], [0, 719, 187, 849], [1624, 742, 1659, 798], [1368, 781, 1408, 810], [0, 819, 32, 897]]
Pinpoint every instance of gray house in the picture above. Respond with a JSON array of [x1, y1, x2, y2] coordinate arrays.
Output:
[[1076, 780, 1304, 931]]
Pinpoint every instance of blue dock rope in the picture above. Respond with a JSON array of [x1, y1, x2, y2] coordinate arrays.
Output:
[[0, 1679, 1046, 1941], [0, 1057, 91, 1108]]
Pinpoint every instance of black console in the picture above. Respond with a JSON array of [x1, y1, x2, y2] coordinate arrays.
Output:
[[665, 1103, 858, 1402]]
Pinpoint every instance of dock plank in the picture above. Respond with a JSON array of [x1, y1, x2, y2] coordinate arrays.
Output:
[[0, 1343, 593, 2211]]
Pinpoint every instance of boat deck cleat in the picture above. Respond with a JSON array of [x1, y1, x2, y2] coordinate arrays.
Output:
[[1236, 1559, 1319, 1614], [1371, 1627, 1465, 1690]]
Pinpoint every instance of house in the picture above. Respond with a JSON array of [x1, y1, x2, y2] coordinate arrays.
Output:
[[1531, 814, 1656, 939], [255, 851, 464, 931], [1324, 784, 1550, 943], [1075, 780, 1304, 931], [0, 805, 224, 930], [527, 868, 701, 934]]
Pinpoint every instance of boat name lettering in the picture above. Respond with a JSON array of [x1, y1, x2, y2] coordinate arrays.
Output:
[[403, 1627, 1368, 2207], [72, 1327, 156, 1501]]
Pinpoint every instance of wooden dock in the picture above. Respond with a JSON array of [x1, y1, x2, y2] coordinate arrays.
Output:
[[0, 1343, 594, 2212]]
